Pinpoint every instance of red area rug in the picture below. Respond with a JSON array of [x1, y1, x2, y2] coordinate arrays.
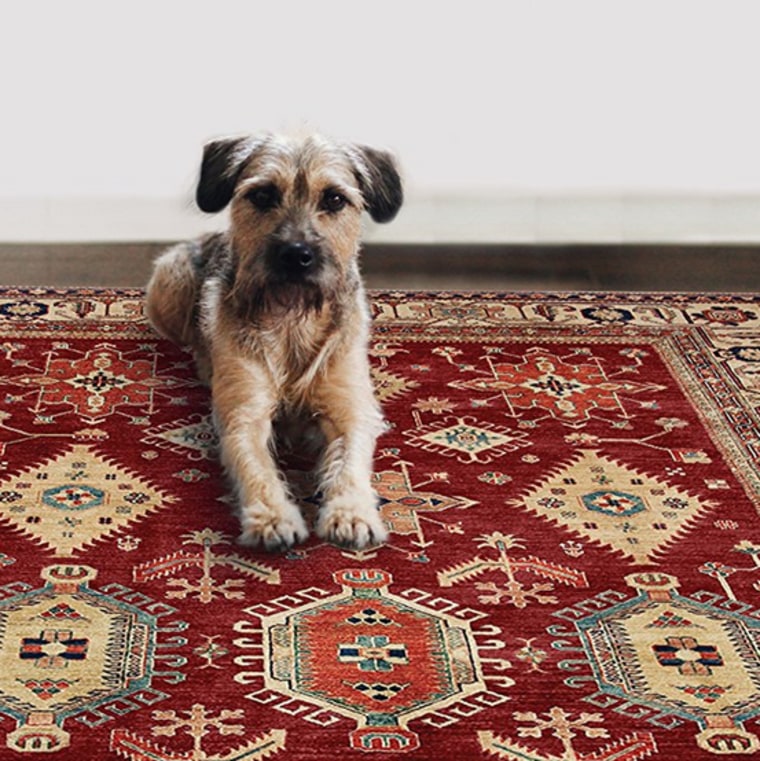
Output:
[[0, 288, 759, 760]]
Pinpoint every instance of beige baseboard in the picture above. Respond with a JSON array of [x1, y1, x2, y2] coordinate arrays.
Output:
[[3, 194, 760, 244]]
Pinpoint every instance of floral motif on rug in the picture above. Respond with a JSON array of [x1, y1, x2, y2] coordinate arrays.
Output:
[[0, 287, 758, 759]]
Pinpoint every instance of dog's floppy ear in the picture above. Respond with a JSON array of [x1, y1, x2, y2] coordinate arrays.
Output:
[[196, 136, 255, 213], [348, 145, 403, 224]]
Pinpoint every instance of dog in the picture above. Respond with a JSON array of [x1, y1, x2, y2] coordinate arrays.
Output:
[[145, 132, 402, 551]]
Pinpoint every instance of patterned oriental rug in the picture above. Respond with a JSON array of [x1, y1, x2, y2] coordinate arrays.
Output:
[[0, 288, 759, 760]]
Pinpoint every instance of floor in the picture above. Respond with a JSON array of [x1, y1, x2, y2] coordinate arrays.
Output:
[[0, 243, 758, 292]]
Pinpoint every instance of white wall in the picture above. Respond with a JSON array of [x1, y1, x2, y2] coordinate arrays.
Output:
[[3, 0, 760, 243]]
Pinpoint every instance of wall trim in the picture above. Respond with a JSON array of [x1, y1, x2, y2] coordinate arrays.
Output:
[[3, 194, 760, 244]]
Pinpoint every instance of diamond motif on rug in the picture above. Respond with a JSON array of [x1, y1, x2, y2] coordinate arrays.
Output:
[[0, 445, 175, 556], [515, 449, 715, 564], [405, 415, 531, 463]]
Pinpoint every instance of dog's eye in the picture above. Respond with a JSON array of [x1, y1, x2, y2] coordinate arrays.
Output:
[[320, 190, 348, 214], [246, 184, 280, 212]]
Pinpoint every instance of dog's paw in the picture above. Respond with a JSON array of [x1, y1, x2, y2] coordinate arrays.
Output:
[[238, 500, 309, 551], [316, 493, 388, 550]]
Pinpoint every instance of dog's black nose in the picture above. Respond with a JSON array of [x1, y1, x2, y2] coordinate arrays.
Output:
[[279, 242, 315, 271]]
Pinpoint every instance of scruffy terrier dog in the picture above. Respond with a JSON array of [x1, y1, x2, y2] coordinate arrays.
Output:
[[145, 133, 402, 551]]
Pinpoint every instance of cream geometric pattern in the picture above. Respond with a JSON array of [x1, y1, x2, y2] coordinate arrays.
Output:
[[515, 450, 715, 564], [0, 445, 175, 556]]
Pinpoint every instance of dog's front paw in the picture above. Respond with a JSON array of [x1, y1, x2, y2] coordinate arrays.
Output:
[[238, 500, 309, 551], [316, 493, 388, 550]]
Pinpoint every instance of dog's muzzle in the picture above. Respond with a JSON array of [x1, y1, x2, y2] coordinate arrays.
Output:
[[273, 241, 320, 281]]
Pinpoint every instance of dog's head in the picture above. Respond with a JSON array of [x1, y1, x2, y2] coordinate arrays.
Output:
[[195, 133, 402, 316]]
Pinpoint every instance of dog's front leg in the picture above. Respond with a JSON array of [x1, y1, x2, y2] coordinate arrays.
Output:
[[313, 352, 388, 549], [212, 355, 309, 551]]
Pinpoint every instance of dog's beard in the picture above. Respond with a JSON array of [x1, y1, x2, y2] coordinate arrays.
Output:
[[228, 270, 330, 322]]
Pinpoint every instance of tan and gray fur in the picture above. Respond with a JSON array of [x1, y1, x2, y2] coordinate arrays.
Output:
[[145, 133, 402, 551]]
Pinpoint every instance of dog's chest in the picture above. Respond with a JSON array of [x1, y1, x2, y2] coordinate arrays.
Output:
[[257, 314, 337, 395]]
